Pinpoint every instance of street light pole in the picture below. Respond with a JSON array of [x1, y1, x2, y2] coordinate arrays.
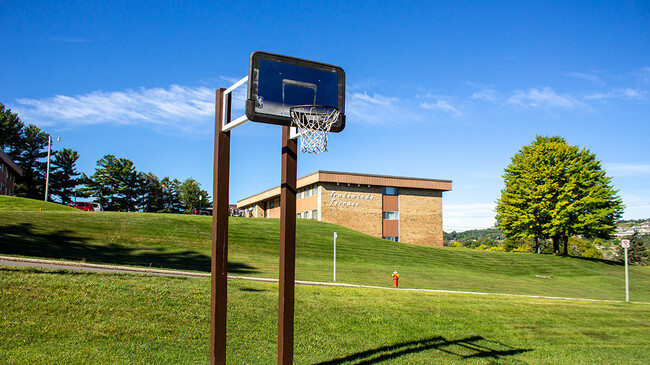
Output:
[[44, 136, 60, 202]]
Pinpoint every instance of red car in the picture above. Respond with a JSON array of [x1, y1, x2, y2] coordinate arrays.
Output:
[[67, 202, 94, 211]]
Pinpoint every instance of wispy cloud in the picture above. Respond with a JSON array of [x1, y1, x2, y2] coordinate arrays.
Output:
[[14, 85, 215, 133], [471, 89, 499, 102], [346, 92, 429, 125], [605, 163, 650, 176], [420, 100, 461, 116], [507, 87, 582, 108], [585, 88, 646, 101], [52, 37, 93, 43], [566, 72, 602, 84]]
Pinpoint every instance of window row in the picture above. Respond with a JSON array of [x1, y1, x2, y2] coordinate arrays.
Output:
[[383, 236, 399, 242], [297, 184, 318, 200], [297, 209, 318, 220]]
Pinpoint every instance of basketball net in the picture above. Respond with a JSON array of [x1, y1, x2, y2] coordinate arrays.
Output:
[[290, 105, 340, 154]]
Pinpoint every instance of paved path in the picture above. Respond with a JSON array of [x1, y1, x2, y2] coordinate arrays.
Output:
[[1, 255, 645, 304]]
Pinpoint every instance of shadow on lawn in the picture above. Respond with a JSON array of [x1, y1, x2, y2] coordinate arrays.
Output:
[[314, 335, 531, 364], [0, 222, 257, 274]]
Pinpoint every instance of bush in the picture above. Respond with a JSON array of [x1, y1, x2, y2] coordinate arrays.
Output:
[[476, 244, 489, 250], [451, 242, 464, 248], [512, 245, 531, 252], [487, 246, 506, 252]]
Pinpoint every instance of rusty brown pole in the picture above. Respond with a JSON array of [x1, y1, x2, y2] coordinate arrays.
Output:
[[278, 125, 297, 364], [211, 88, 230, 365]]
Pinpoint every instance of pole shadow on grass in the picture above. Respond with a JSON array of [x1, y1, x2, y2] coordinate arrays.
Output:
[[0, 222, 257, 274], [314, 335, 531, 364]]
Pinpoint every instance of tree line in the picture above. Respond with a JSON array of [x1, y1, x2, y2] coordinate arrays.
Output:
[[1, 103, 211, 212]]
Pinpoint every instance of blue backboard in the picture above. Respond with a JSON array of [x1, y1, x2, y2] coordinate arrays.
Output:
[[246, 51, 345, 133]]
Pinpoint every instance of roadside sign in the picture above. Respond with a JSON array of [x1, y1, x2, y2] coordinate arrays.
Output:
[[621, 239, 631, 248]]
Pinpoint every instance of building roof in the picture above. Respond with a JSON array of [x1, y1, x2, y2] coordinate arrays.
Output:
[[0, 150, 22, 176], [237, 170, 452, 207]]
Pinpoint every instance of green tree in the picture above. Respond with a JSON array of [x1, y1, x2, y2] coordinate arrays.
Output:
[[49, 148, 81, 204], [13, 125, 49, 199], [178, 178, 211, 212], [83, 155, 141, 211], [617, 233, 649, 266], [496, 136, 624, 255], [0, 103, 24, 156], [138, 172, 167, 212], [160, 177, 182, 213]]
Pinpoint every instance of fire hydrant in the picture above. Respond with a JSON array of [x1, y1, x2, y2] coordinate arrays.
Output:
[[392, 271, 399, 287]]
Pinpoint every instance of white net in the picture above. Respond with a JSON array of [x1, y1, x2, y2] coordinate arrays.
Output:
[[290, 105, 340, 154]]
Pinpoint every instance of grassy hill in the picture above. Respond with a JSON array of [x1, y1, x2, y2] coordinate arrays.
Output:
[[2, 195, 649, 302]]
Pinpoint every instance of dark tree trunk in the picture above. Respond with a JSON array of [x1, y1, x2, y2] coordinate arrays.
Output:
[[552, 236, 560, 254], [562, 236, 569, 256]]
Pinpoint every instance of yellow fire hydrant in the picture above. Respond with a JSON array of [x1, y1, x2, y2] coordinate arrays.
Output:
[[392, 271, 399, 287]]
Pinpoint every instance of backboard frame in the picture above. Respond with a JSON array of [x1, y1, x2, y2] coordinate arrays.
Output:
[[245, 51, 345, 133]]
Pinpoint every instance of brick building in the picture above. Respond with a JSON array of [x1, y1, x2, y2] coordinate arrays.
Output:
[[0, 150, 22, 196], [237, 171, 452, 246]]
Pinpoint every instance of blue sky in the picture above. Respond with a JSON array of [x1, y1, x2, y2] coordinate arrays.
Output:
[[1, 1, 649, 231]]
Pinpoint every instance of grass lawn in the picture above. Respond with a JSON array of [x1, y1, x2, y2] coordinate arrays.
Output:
[[1, 266, 649, 364], [2, 195, 649, 302]]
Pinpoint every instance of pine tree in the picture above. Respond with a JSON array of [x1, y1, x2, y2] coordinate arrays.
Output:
[[13, 125, 49, 199], [496, 136, 624, 255], [49, 148, 81, 204]]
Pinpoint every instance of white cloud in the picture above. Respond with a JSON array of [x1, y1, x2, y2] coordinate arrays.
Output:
[[420, 100, 461, 115], [346, 92, 426, 125], [566, 72, 602, 84], [507, 87, 582, 108], [443, 203, 496, 232], [605, 163, 650, 176], [14, 85, 215, 133], [471, 89, 499, 102], [585, 88, 646, 101]]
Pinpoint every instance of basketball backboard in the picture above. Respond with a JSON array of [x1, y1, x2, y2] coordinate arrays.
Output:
[[246, 51, 345, 132]]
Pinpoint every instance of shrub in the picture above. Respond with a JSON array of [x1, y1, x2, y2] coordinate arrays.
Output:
[[451, 242, 464, 248], [476, 244, 489, 250], [487, 246, 506, 252], [513, 245, 531, 252]]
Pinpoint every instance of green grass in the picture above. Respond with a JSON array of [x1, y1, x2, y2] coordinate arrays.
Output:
[[1, 266, 648, 364], [2, 195, 650, 302]]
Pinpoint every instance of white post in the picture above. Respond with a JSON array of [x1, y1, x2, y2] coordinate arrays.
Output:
[[44, 136, 52, 202], [333, 232, 337, 282], [624, 247, 629, 302]]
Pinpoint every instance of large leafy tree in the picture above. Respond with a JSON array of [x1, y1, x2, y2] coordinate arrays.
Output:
[[496, 136, 624, 255], [13, 125, 49, 199], [49, 148, 81, 204]]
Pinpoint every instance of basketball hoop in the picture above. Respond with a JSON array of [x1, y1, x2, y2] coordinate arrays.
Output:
[[290, 105, 340, 154]]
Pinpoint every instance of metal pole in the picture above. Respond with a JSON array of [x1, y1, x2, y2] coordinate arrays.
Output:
[[624, 247, 629, 302], [211, 88, 230, 365], [44, 136, 52, 201], [278, 125, 297, 365], [333, 232, 337, 282]]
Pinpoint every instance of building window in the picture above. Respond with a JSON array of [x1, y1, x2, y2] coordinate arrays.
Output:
[[311, 209, 318, 220], [304, 210, 311, 219], [383, 236, 399, 242], [297, 213, 302, 219], [382, 211, 398, 220], [311, 184, 317, 196], [382, 187, 399, 195]]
